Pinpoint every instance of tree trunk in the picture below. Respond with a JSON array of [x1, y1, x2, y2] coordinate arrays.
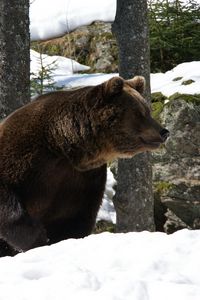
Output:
[[0, 0, 30, 120], [112, 0, 155, 232]]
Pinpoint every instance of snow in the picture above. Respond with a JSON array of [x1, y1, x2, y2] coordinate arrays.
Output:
[[31, 49, 90, 76], [30, 0, 116, 41], [97, 168, 116, 224], [1, 230, 200, 300], [30, 49, 90, 92], [151, 61, 200, 97]]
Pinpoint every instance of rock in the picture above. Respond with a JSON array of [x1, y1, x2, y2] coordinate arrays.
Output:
[[164, 209, 189, 234], [152, 94, 200, 232]]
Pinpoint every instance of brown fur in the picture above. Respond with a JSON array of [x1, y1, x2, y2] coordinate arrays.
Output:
[[0, 76, 168, 256]]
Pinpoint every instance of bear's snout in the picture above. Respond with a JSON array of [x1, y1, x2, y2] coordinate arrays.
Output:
[[159, 128, 170, 142]]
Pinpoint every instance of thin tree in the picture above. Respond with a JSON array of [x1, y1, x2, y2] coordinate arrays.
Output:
[[112, 0, 155, 232], [0, 0, 30, 120]]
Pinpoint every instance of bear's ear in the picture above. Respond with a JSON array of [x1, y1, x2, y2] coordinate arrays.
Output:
[[103, 76, 124, 97], [126, 76, 146, 94]]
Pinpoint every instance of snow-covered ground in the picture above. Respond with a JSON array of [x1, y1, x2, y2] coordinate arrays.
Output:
[[1, 230, 200, 300], [31, 49, 200, 97], [1, 2, 199, 299], [151, 61, 200, 97], [31, 49, 90, 76]]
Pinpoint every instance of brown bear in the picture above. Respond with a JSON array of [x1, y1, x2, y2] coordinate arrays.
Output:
[[0, 76, 169, 257]]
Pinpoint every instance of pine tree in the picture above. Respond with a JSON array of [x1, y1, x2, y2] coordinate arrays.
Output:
[[31, 51, 58, 96], [149, 0, 200, 72]]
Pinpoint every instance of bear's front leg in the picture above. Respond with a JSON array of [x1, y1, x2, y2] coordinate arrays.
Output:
[[0, 239, 19, 257], [0, 184, 48, 254]]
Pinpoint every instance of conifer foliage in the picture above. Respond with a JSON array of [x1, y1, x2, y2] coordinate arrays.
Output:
[[148, 0, 200, 72]]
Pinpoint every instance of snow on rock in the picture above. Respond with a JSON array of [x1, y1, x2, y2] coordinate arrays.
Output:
[[30, 0, 116, 41], [31, 49, 90, 78], [151, 61, 200, 97], [0, 230, 200, 300]]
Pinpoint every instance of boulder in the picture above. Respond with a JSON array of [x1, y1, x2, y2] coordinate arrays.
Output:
[[152, 94, 200, 233]]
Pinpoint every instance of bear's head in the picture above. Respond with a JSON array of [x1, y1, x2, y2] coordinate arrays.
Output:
[[79, 76, 169, 170]]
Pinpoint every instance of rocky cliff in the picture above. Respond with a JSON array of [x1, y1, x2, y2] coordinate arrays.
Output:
[[152, 93, 200, 233]]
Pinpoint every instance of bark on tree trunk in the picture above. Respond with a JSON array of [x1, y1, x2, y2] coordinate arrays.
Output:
[[112, 0, 155, 232], [0, 0, 30, 120]]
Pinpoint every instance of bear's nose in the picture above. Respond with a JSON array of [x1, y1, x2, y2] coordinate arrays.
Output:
[[160, 128, 170, 142]]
